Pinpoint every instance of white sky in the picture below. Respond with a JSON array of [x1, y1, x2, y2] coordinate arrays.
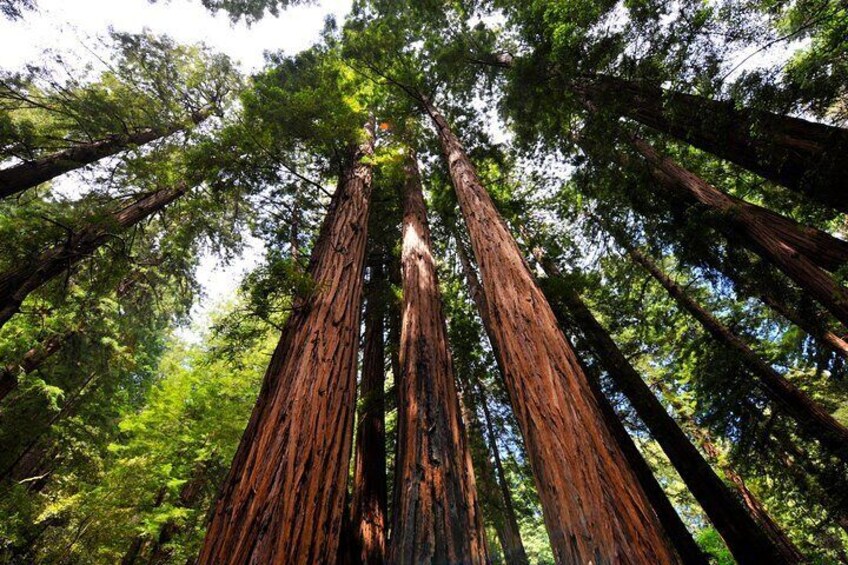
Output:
[[0, 0, 353, 339]]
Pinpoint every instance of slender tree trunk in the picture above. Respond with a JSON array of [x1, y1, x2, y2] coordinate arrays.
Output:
[[651, 376, 806, 562], [197, 123, 375, 564], [534, 247, 797, 563], [620, 239, 848, 460], [390, 150, 487, 564], [425, 100, 679, 564], [350, 259, 388, 565], [472, 380, 530, 565], [577, 74, 848, 213], [0, 110, 208, 199], [628, 135, 848, 328], [1, 371, 98, 482], [0, 184, 187, 330], [0, 331, 73, 402], [706, 246, 848, 362], [455, 378, 504, 560]]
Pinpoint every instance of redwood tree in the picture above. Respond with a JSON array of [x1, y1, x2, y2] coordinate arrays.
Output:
[[197, 123, 374, 564], [390, 150, 487, 564], [534, 249, 800, 564], [618, 237, 848, 461], [0, 185, 187, 330], [628, 135, 848, 329], [0, 110, 207, 200], [576, 74, 848, 213], [424, 101, 679, 564], [349, 258, 388, 565]]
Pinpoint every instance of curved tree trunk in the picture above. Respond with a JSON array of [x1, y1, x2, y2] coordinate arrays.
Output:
[[0, 110, 208, 199], [620, 239, 848, 461], [389, 150, 487, 564], [577, 74, 848, 213], [350, 259, 388, 565], [0, 185, 187, 330], [198, 123, 374, 564], [425, 100, 679, 564], [534, 247, 798, 563]]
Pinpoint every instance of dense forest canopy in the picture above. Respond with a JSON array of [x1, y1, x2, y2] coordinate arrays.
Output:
[[1, 0, 847, 563]]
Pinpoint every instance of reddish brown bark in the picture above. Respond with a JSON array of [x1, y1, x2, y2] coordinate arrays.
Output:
[[0, 110, 208, 199], [425, 101, 679, 564], [0, 185, 187, 330], [535, 249, 794, 563], [453, 235, 544, 565], [197, 124, 375, 564], [577, 74, 848, 213], [350, 260, 388, 565], [0, 331, 72, 402], [629, 135, 848, 273], [629, 136, 848, 329], [390, 150, 487, 564], [622, 242, 848, 461]]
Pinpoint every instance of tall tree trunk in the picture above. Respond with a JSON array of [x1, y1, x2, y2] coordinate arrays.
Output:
[[389, 150, 487, 564], [652, 377, 806, 563], [472, 379, 530, 565], [350, 259, 388, 565], [454, 233, 549, 565], [0, 110, 208, 199], [626, 134, 848, 273], [0, 184, 187, 330], [197, 123, 375, 564], [704, 247, 848, 363], [628, 135, 848, 328], [620, 238, 848, 461], [455, 376, 507, 562], [577, 74, 848, 213], [0, 331, 73, 402], [425, 100, 679, 564], [533, 246, 798, 563]]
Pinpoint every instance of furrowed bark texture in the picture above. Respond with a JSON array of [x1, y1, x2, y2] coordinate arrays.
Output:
[[0, 331, 72, 402], [0, 111, 208, 199], [454, 237, 529, 565], [0, 185, 186, 330], [197, 124, 374, 564], [390, 151, 487, 564], [623, 242, 848, 461], [575, 354, 708, 565], [426, 101, 679, 564], [579, 74, 848, 213], [350, 261, 388, 565], [630, 136, 848, 329], [536, 253, 793, 564]]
